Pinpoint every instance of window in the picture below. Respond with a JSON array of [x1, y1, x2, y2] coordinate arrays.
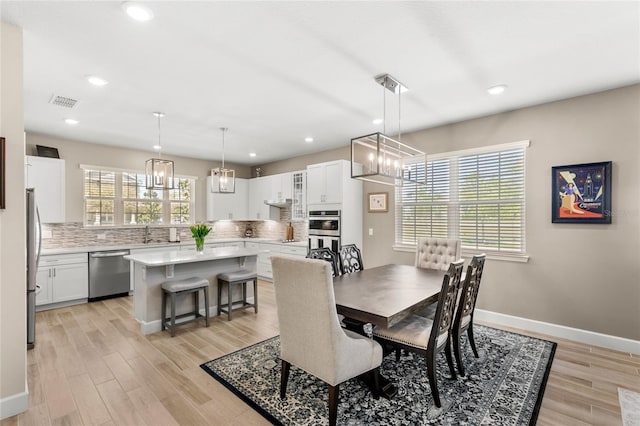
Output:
[[83, 166, 195, 226], [395, 141, 528, 255]]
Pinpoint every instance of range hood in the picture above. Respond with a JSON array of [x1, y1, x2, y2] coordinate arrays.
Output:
[[264, 199, 292, 208]]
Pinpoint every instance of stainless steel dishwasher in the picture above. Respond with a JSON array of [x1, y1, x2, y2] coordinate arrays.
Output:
[[89, 249, 131, 301]]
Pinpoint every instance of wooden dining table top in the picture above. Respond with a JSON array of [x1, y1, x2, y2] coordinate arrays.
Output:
[[332, 264, 444, 329]]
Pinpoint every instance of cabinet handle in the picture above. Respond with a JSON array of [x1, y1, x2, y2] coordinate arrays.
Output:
[[53, 268, 56, 277], [48, 269, 51, 278]]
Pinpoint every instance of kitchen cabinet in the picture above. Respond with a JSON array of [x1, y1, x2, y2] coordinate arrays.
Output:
[[268, 172, 292, 201], [248, 177, 279, 220], [306, 160, 343, 205], [245, 241, 306, 280], [25, 155, 65, 223], [291, 170, 307, 220], [36, 253, 88, 308], [206, 177, 249, 220]]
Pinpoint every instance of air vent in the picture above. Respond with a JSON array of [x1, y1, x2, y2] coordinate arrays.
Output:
[[49, 94, 79, 109]]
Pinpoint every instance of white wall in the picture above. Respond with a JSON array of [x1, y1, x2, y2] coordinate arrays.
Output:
[[0, 22, 27, 419]]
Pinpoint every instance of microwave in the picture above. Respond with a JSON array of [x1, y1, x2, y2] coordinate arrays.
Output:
[[308, 210, 340, 237]]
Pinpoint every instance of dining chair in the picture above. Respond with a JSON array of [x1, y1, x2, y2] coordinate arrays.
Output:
[[307, 247, 342, 277], [451, 254, 486, 376], [271, 255, 383, 426], [415, 237, 461, 272], [373, 260, 465, 409], [339, 244, 364, 274]]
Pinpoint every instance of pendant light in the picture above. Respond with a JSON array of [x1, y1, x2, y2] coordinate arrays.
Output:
[[211, 127, 235, 193], [145, 112, 175, 189], [351, 74, 425, 186]]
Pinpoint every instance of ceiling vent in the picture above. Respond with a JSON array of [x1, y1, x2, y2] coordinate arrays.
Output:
[[49, 94, 79, 109]]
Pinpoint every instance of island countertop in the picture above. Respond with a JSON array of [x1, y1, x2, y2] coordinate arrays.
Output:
[[124, 246, 259, 267]]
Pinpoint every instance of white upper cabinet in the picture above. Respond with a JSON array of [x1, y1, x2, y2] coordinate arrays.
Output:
[[248, 176, 279, 220], [291, 170, 307, 220], [306, 160, 345, 205], [206, 177, 249, 221], [268, 172, 292, 201], [25, 155, 65, 223]]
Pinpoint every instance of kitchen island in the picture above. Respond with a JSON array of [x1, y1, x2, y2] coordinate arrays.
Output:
[[125, 246, 259, 334]]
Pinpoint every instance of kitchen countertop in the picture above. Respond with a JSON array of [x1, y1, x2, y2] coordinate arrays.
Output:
[[41, 237, 307, 255], [124, 246, 260, 266]]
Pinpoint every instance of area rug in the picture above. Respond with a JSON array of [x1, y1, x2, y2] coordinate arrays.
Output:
[[200, 325, 555, 425], [619, 388, 640, 426]]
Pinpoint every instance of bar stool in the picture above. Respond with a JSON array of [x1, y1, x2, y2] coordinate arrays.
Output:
[[161, 276, 210, 337], [217, 269, 258, 321]]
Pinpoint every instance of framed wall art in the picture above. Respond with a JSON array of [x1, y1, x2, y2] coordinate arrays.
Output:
[[0, 137, 5, 209], [368, 192, 388, 213], [551, 161, 611, 224]]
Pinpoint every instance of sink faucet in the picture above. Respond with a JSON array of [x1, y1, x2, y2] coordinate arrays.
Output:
[[144, 225, 151, 244]]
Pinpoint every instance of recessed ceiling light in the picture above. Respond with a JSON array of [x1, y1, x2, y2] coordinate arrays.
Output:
[[64, 118, 79, 125], [487, 84, 508, 95], [86, 75, 109, 86], [122, 2, 154, 21], [249, 152, 257, 157], [372, 118, 383, 125], [305, 137, 314, 143]]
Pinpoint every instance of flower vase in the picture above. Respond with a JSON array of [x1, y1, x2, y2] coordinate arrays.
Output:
[[195, 237, 204, 253]]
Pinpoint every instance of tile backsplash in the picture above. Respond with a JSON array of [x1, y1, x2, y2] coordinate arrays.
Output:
[[41, 208, 308, 249]]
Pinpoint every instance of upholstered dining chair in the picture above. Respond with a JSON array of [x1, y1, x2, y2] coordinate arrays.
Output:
[[339, 244, 364, 274], [307, 247, 342, 277], [373, 260, 465, 409], [271, 255, 383, 426], [451, 254, 486, 376], [415, 238, 461, 272]]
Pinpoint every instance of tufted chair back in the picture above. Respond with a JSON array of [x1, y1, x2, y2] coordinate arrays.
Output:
[[415, 237, 461, 272]]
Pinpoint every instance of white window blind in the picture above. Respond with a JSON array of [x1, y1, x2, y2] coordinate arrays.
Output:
[[83, 167, 195, 227], [395, 142, 527, 254]]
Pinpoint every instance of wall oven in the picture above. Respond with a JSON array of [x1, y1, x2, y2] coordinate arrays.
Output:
[[308, 210, 341, 253]]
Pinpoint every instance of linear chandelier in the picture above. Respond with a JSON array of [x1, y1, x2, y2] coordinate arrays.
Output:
[[351, 74, 426, 186]]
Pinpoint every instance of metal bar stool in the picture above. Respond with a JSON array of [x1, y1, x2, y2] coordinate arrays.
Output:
[[217, 269, 258, 321], [161, 276, 210, 337]]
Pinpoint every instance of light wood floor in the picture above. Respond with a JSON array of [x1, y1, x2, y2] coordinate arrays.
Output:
[[2, 280, 638, 425]]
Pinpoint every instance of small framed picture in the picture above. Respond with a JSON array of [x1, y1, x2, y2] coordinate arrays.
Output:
[[551, 161, 612, 224], [368, 192, 388, 213]]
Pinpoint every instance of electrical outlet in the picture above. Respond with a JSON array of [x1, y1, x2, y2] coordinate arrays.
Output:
[[235, 226, 239, 232], [368, 228, 374, 236], [97, 233, 106, 240], [41, 229, 53, 239]]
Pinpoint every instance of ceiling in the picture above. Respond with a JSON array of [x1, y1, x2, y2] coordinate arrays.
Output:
[[2, 1, 639, 166]]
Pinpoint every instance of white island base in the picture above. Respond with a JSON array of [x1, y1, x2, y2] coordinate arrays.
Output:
[[125, 246, 259, 334]]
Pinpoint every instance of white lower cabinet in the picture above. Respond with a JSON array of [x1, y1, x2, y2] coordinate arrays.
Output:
[[246, 242, 306, 280], [36, 253, 88, 308]]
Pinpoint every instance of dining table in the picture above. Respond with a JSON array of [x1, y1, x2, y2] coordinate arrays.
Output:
[[332, 263, 446, 399]]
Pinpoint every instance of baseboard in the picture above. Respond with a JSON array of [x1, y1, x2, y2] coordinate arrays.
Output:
[[475, 309, 640, 354], [0, 389, 28, 420]]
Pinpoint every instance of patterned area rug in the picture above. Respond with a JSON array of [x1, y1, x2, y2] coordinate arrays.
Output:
[[619, 388, 640, 426], [200, 325, 555, 425]]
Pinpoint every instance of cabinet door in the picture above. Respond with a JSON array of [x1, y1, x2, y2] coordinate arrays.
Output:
[[306, 164, 324, 204], [291, 171, 306, 220], [25, 156, 65, 223], [280, 172, 293, 200], [323, 162, 343, 204], [35, 268, 52, 305], [249, 177, 266, 219], [230, 179, 249, 220], [52, 263, 89, 302]]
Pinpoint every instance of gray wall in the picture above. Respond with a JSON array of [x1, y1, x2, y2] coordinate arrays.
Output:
[[26, 134, 252, 223], [0, 22, 27, 412], [261, 85, 640, 341]]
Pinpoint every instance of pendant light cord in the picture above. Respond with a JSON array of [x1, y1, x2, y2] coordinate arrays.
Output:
[[220, 127, 227, 169], [157, 114, 162, 158]]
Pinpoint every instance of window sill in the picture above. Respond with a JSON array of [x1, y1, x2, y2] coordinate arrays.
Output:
[[392, 245, 530, 263]]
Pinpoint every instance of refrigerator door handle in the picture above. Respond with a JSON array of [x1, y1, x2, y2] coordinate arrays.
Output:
[[36, 205, 42, 269]]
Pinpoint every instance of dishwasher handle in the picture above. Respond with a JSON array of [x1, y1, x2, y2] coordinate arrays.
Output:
[[90, 251, 130, 258]]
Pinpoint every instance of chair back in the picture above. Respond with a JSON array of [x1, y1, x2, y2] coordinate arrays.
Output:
[[271, 255, 355, 384], [415, 238, 461, 272], [429, 260, 464, 350], [339, 244, 363, 274], [455, 254, 486, 330], [307, 248, 342, 277]]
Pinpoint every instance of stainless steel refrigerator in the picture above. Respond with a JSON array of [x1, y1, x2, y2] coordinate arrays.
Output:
[[26, 188, 41, 350]]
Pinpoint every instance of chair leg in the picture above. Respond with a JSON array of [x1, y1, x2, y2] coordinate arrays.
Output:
[[242, 281, 247, 305], [395, 348, 401, 361], [368, 367, 380, 400], [193, 290, 199, 319], [280, 360, 290, 399], [453, 329, 465, 377], [253, 279, 258, 313], [328, 384, 339, 426], [444, 338, 457, 380], [204, 286, 210, 327], [217, 279, 222, 316], [226, 282, 232, 321], [467, 324, 479, 358], [161, 290, 166, 331], [170, 293, 176, 337], [426, 348, 441, 408]]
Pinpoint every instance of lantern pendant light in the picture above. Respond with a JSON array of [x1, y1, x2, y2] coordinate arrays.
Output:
[[211, 127, 235, 193], [145, 112, 174, 189]]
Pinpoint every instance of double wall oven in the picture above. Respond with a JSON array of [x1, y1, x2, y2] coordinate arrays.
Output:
[[308, 210, 341, 253]]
